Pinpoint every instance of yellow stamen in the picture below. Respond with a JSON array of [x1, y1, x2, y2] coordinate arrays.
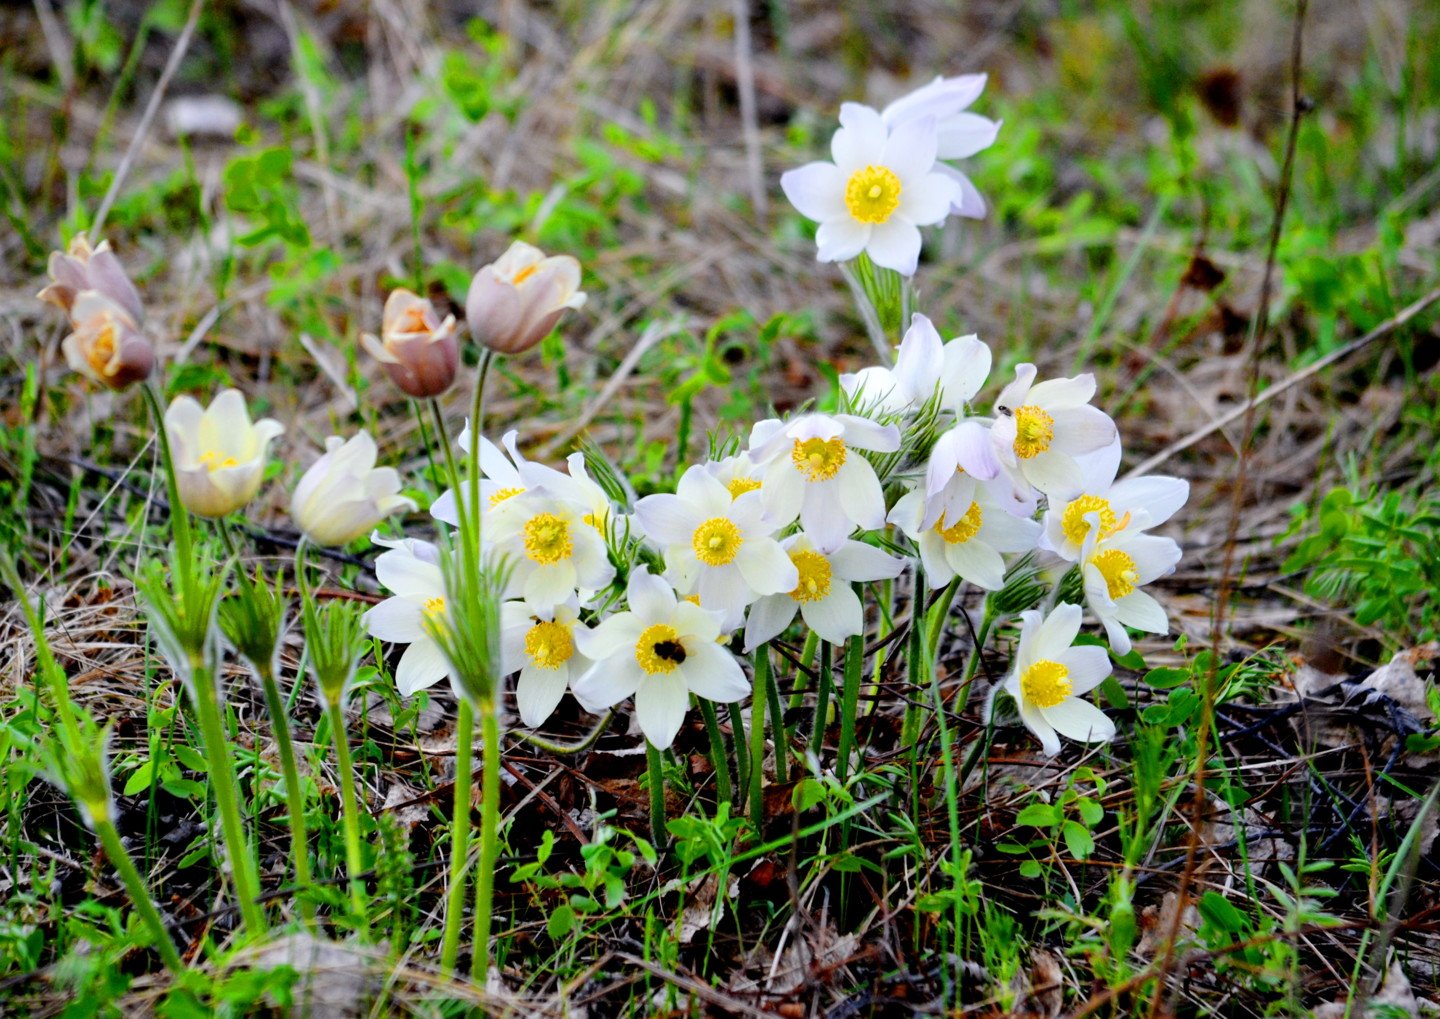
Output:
[[511, 263, 540, 286], [422, 596, 446, 618], [524, 619, 574, 670], [726, 476, 762, 499], [692, 517, 744, 566], [1020, 659, 1072, 709], [1012, 405, 1055, 460], [1090, 549, 1140, 599], [523, 513, 573, 564], [635, 623, 686, 675], [489, 486, 524, 507], [198, 450, 240, 472], [788, 550, 832, 603], [87, 322, 117, 376], [1061, 495, 1117, 546], [934, 502, 983, 545], [790, 437, 847, 482], [843, 165, 903, 224]]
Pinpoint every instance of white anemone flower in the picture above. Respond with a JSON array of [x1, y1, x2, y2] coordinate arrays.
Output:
[[432, 427, 565, 527], [841, 314, 991, 417], [1080, 525, 1183, 656], [991, 365, 1117, 501], [290, 432, 416, 547], [749, 413, 901, 552], [488, 490, 616, 609], [363, 536, 456, 697], [703, 451, 766, 501], [1041, 475, 1190, 562], [572, 568, 750, 751], [165, 389, 284, 518], [889, 482, 1040, 591], [499, 598, 592, 727], [999, 603, 1115, 756], [881, 73, 1000, 218], [634, 465, 797, 631], [922, 419, 1037, 525], [780, 103, 959, 275], [743, 534, 906, 651]]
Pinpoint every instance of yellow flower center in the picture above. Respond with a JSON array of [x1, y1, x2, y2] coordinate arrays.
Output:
[[692, 517, 744, 566], [489, 486, 524, 507], [87, 321, 117, 375], [523, 513, 573, 564], [422, 596, 446, 618], [934, 501, 983, 545], [787, 550, 832, 603], [511, 262, 540, 286], [582, 510, 606, 531], [726, 476, 762, 499], [1061, 495, 1120, 546], [1012, 405, 1055, 460], [399, 306, 430, 334], [1020, 659, 1072, 709], [1090, 548, 1139, 599], [843, 164, 903, 224], [524, 619, 574, 670], [198, 450, 240, 472], [635, 623, 687, 675], [790, 437, 847, 482]]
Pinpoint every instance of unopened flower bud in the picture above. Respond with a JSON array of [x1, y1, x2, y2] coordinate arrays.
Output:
[[465, 241, 586, 355], [360, 289, 460, 398], [38, 233, 146, 325], [290, 432, 416, 547], [165, 389, 284, 518], [62, 291, 154, 391]]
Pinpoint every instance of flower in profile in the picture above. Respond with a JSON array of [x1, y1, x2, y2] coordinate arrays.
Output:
[[748, 413, 901, 551], [466, 240, 586, 355], [1041, 475, 1190, 562], [38, 233, 145, 324], [841, 313, 991, 417], [704, 450, 766, 501], [743, 533, 906, 651], [61, 291, 154, 390], [499, 597, 592, 727], [363, 536, 456, 696], [991, 364, 1117, 500], [634, 464, 797, 631], [923, 418, 1037, 523], [572, 568, 749, 750], [432, 427, 567, 528], [881, 74, 1000, 218], [488, 490, 615, 608], [290, 432, 416, 546], [889, 483, 1040, 590], [164, 389, 284, 518], [780, 103, 959, 275], [999, 603, 1115, 756], [360, 289, 460, 398], [1080, 525, 1182, 655]]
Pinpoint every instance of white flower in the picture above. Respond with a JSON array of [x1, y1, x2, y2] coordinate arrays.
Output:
[[1041, 475, 1190, 562], [363, 536, 455, 696], [703, 451, 766, 501], [840, 313, 991, 417], [749, 413, 901, 552], [164, 389, 284, 518], [881, 73, 1000, 218], [991, 365, 1117, 500], [551, 451, 626, 537], [923, 419, 1037, 523], [634, 465, 797, 631], [572, 568, 750, 750], [743, 534, 906, 651], [290, 432, 416, 546], [499, 598, 592, 727], [1000, 603, 1115, 756], [487, 490, 615, 609], [432, 428, 566, 528], [780, 103, 959, 275], [889, 482, 1040, 590], [466, 240, 587, 355], [1080, 526, 1183, 656]]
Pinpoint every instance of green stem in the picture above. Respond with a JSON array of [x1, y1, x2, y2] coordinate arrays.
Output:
[[325, 698, 369, 937], [927, 631, 966, 957], [729, 701, 750, 799], [837, 632, 864, 784], [954, 611, 994, 715], [189, 659, 266, 938], [765, 667, 788, 785], [809, 641, 832, 759], [645, 740, 667, 851], [471, 699, 501, 981], [95, 817, 185, 973], [427, 398, 469, 538], [512, 709, 615, 755], [256, 661, 315, 927], [439, 699, 474, 973], [787, 630, 820, 711], [749, 649, 770, 834], [141, 383, 192, 575], [699, 699, 732, 804], [926, 579, 961, 664]]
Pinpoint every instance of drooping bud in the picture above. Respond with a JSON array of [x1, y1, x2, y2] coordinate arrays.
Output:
[[360, 289, 460, 398], [61, 291, 154, 391], [38, 233, 146, 325]]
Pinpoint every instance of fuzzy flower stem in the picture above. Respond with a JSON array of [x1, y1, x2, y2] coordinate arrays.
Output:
[[749, 649, 771, 834], [95, 814, 185, 972], [809, 641, 832, 759], [255, 657, 315, 927], [729, 701, 750, 800], [140, 383, 193, 576], [954, 609, 995, 715], [836, 632, 865, 784], [766, 669, 789, 785], [439, 700, 474, 973], [646, 739, 667, 852], [511, 709, 615, 755], [325, 696, 369, 937], [837, 261, 891, 362], [471, 698, 501, 982], [427, 397, 469, 537], [699, 698, 732, 805]]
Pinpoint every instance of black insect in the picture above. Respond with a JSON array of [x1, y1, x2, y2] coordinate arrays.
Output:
[[653, 640, 687, 665]]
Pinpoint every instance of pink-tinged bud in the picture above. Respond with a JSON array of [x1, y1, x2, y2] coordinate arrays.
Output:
[[37, 234, 146, 325], [465, 241, 586, 355], [61, 291, 155, 391], [360, 289, 461, 398]]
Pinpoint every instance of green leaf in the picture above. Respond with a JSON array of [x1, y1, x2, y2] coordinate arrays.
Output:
[[1015, 803, 1062, 827], [546, 904, 576, 940], [122, 760, 155, 796], [1198, 890, 1248, 934], [1062, 820, 1095, 859], [1144, 666, 1192, 689]]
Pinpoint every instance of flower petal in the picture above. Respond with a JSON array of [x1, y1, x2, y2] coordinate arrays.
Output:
[[780, 162, 847, 222]]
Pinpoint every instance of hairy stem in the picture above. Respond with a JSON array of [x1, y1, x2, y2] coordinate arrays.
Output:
[[325, 698, 369, 937], [439, 699, 474, 973], [471, 698, 502, 981]]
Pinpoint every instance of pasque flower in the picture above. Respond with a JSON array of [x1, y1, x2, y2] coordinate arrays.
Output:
[[572, 568, 750, 751], [466, 240, 586, 355], [290, 432, 416, 546], [841, 313, 991, 417], [487, 490, 615, 608], [881, 74, 1000, 218], [164, 389, 284, 518], [889, 482, 1040, 591], [499, 597, 592, 727], [361, 289, 460, 398], [38, 233, 145, 325], [1080, 525, 1183, 656], [991, 365, 1117, 500], [999, 602, 1115, 756], [749, 413, 901, 551], [364, 536, 457, 696], [1041, 474, 1190, 562], [780, 103, 959, 275], [61, 291, 154, 390], [431, 427, 567, 528]]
